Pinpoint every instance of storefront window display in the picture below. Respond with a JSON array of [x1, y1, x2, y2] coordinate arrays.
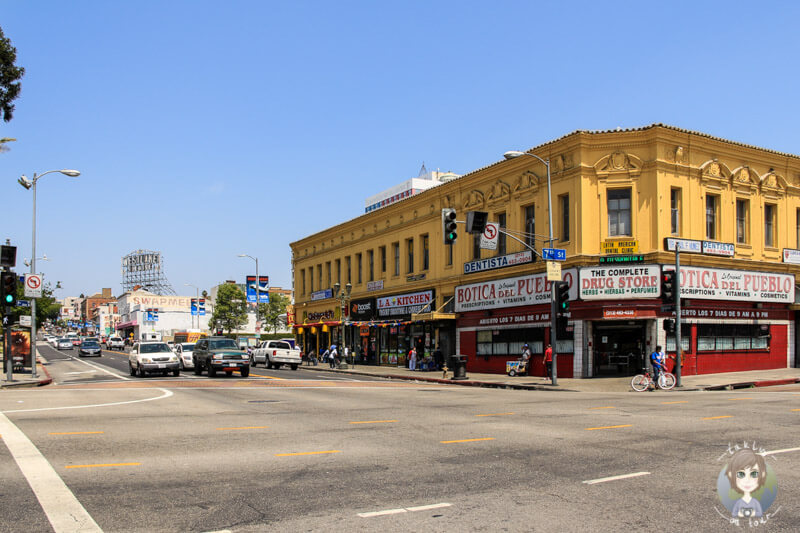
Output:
[[476, 327, 547, 358], [665, 324, 691, 353], [697, 324, 769, 352]]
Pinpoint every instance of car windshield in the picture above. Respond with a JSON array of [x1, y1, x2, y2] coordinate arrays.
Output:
[[140, 343, 171, 354], [82, 342, 100, 347], [208, 339, 238, 350], [182, 344, 195, 351]]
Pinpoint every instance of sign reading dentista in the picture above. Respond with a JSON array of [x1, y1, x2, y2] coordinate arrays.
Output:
[[665, 265, 794, 303], [579, 265, 661, 299], [455, 269, 578, 312]]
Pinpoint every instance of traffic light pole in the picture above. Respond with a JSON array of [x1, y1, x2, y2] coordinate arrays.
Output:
[[674, 249, 682, 387]]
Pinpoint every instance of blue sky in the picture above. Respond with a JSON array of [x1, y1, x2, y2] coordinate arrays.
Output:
[[2, 1, 799, 300]]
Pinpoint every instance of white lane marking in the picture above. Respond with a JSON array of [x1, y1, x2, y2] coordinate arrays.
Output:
[[64, 353, 131, 381], [2, 388, 173, 413], [358, 502, 452, 518], [0, 411, 102, 532], [582, 472, 651, 485], [763, 447, 800, 456], [65, 371, 95, 375]]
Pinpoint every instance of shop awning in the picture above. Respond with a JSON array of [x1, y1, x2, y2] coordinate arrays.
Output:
[[116, 321, 137, 329], [410, 311, 456, 321]]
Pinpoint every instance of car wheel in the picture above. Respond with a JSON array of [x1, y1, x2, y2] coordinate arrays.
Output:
[[129, 364, 136, 377], [240, 367, 250, 378], [291, 364, 298, 371], [275, 363, 282, 370], [137, 364, 146, 378], [193, 359, 202, 375], [208, 364, 216, 377], [250, 357, 256, 367], [172, 369, 180, 377]]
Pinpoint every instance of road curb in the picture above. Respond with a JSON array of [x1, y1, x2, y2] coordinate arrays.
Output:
[[702, 377, 800, 391]]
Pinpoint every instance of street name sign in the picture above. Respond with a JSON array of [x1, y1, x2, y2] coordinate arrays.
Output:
[[542, 248, 566, 261]]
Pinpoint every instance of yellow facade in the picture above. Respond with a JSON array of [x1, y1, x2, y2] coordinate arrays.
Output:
[[293, 124, 800, 325]]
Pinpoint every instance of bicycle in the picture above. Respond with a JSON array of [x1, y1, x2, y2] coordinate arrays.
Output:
[[631, 368, 676, 391]]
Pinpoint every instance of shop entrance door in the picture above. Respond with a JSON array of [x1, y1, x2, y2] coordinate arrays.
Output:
[[592, 321, 647, 377]]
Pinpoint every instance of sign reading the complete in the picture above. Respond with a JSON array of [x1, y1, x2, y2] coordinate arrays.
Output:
[[579, 265, 661, 300]]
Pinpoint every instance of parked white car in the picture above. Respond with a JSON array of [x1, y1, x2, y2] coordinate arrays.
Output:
[[128, 342, 180, 377], [107, 336, 125, 350], [251, 340, 302, 370], [174, 343, 195, 370]]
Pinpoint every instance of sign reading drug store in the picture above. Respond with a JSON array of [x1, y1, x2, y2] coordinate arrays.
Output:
[[579, 265, 661, 300], [455, 269, 578, 312]]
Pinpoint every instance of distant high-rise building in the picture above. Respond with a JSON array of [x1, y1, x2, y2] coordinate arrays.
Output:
[[364, 163, 460, 213]]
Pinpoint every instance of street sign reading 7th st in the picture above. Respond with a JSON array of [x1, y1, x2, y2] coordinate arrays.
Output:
[[542, 248, 566, 261]]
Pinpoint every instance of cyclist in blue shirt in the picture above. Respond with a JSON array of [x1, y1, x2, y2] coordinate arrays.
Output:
[[650, 345, 665, 388]]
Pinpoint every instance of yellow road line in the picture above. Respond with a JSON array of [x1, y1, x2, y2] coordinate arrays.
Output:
[[248, 373, 285, 380], [475, 412, 515, 417], [702, 415, 733, 420], [585, 424, 633, 431], [440, 438, 495, 444], [49, 431, 104, 435], [791, 409, 800, 412], [728, 398, 753, 401], [349, 420, 397, 424], [661, 401, 688, 404], [588, 406, 615, 410], [275, 450, 341, 457], [216, 426, 269, 431], [65, 462, 140, 469]]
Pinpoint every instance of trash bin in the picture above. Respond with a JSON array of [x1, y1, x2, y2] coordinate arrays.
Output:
[[449, 355, 468, 380]]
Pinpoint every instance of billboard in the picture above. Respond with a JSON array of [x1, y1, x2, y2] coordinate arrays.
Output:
[[246, 276, 270, 303]]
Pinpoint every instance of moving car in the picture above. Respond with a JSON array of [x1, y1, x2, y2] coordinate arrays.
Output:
[[57, 338, 73, 350], [106, 336, 125, 350], [174, 343, 195, 370], [251, 340, 302, 370], [128, 341, 180, 377], [192, 337, 250, 377], [71, 337, 82, 347], [79, 339, 102, 357]]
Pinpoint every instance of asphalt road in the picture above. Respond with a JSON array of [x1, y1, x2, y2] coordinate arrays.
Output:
[[1, 348, 798, 532]]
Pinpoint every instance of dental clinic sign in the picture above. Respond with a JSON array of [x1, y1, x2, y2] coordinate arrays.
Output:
[[665, 265, 794, 303], [455, 269, 578, 312]]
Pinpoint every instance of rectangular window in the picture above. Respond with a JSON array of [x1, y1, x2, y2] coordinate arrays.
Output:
[[393, 242, 399, 276], [797, 209, 800, 249], [422, 234, 429, 270], [406, 238, 414, 273], [317, 265, 322, 291], [670, 188, 681, 235], [705, 195, 718, 240], [368, 250, 374, 281], [346, 256, 351, 284], [697, 324, 769, 351], [496, 213, 506, 255], [309, 267, 314, 292], [335, 259, 341, 284], [473, 232, 481, 260], [356, 253, 362, 283], [524, 204, 535, 250], [380, 246, 386, 273], [325, 262, 331, 288], [765, 204, 776, 247], [736, 199, 748, 244], [607, 188, 631, 237], [560, 194, 570, 242], [300, 269, 306, 295]]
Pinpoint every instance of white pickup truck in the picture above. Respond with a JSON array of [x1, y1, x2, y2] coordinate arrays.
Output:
[[251, 340, 301, 370]]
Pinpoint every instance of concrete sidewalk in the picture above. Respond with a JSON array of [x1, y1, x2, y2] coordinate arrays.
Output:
[[0, 344, 53, 389], [300, 362, 800, 393]]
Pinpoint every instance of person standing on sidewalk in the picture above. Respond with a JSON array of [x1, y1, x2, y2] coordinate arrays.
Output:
[[409, 346, 417, 371], [344, 345, 350, 365], [543, 344, 553, 381]]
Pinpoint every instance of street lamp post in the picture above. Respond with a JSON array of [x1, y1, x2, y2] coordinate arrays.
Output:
[[18, 169, 80, 379], [184, 283, 200, 329], [333, 282, 352, 368], [503, 151, 559, 386], [238, 254, 260, 335]]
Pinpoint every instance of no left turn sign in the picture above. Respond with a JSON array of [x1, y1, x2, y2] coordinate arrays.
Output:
[[24, 273, 43, 298]]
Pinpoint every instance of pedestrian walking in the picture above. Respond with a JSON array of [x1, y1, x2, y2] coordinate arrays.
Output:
[[409, 346, 417, 371], [344, 345, 350, 365], [433, 345, 443, 371], [329, 345, 338, 368], [543, 343, 553, 381]]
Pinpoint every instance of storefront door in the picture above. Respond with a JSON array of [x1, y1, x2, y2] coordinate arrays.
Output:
[[592, 321, 647, 376]]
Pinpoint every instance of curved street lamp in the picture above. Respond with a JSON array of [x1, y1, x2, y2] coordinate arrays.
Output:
[[16, 169, 80, 380], [502, 151, 559, 386]]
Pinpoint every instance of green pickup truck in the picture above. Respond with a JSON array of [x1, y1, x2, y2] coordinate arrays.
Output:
[[192, 336, 250, 377]]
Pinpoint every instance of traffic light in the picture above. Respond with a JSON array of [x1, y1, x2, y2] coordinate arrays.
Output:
[[661, 270, 676, 303], [442, 208, 458, 245], [2, 271, 18, 306], [555, 281, 570, 314], [466, 211, 489, 234], [663, 319, 676, 334]]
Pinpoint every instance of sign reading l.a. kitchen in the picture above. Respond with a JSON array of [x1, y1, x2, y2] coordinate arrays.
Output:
[[455, 269, 578, 312], [664, 265, 794, 303], [377, 290, 433, 317]]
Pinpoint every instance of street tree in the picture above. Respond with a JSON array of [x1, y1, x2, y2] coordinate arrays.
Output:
[[0, 281, 61, 334], [208, 284, 247, 334], [0, 26, 25, 122], [258, 293, 289, 334]]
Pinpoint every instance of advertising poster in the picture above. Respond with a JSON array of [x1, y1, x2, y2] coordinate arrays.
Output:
[[246, 276, 270, 303], [10, 330, 32, 367]]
